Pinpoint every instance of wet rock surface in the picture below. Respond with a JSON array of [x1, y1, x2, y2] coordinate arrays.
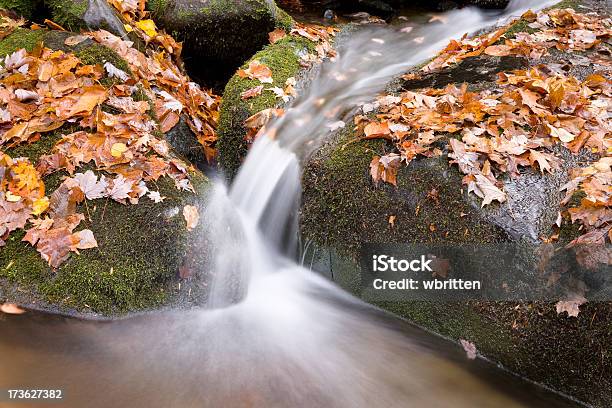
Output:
[[148, 0, 293, 89]]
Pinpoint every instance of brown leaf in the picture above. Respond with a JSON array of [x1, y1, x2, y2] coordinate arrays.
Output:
[[241, 85, 264, 100], [364, 121, 390, 138], [237, 60, 273, 84], [269, 28, 287, 44], [556, 295, 587, 318], [183, 205, 199, 231]]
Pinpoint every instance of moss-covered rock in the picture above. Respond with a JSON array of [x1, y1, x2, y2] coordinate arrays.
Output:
[[0, 0, 41, 19], [46, 0, 89, 31], [0, 30, 212, 317], [0, 167, 210, 316], [217, 35, 315, 177], [41, 0, 126, 36], [299, 8, 611, 405], [148, 0, 294, 87], [300, 121, 611, 408]]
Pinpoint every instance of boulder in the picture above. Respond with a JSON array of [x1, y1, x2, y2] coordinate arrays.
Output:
[[299, 46, 611, 407], [148, 0, 293, 86], [0, 29, 212, 317], [0, 0, 40, 19]]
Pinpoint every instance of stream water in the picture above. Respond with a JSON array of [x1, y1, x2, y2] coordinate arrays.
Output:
[[0, 1, 588, 407]]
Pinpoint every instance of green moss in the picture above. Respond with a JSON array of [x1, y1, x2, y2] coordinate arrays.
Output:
[[76, 44, 132, 87], [146, 0, 169, 16], [0, 173, 209, 314], [301, 126, 506, 255], [274, 6, 294, 30], [0, 28, 44, 58], [217, 36, 314, 177], [47, 0, 88, 32], [0, 0, 39, 18]]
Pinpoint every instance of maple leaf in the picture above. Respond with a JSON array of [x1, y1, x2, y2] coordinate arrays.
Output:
[[73, 170, 108, 200], [529, 149, 556, 174], [135, 19, 157, 37], [241, 85, 263, 100], [148, 190, 165, 203], [555, 295, 587, 318], [183, 205, 199, 231], [108, 175, 134, 203], [104, 62, 130, 81], [237, 60, 273, 84], [474, 175, 506, 207]]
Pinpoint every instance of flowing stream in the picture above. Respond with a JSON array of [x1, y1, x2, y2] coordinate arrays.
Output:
[[0, 1, 587, 407]]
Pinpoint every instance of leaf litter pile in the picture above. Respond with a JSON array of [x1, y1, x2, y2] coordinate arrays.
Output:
[[363, 8, 610, 248], [0, 12, 219, 268], [358, 7, 611, 316]]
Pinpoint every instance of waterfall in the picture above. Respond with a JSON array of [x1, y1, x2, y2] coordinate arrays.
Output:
[[206, 0, 558, 307]]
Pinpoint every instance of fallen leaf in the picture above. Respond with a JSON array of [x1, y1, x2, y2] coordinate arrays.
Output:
[[135, 19, 157, 37], [237, 60, 273, 84], [556, 295, 587, 317], [0, 303, 25, 314], [475, 175, 506, 206], [364, 121, 390, 138], [460, 339, 477, 360], [241, 85, 263, 100], [183, 205, 199, 231], [269, 28, 286, 44], [111, 142, 128, 158]]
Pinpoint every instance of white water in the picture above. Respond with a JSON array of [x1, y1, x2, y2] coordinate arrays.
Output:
[[208, 0, 557, 306], [184, 2, 578, 407]]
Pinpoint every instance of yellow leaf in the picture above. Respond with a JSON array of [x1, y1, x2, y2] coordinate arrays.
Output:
[[135, 19, 157, 37], [124, 24, 134, 33], [32, 197, 50, 215], [111, 142, 128, 158]]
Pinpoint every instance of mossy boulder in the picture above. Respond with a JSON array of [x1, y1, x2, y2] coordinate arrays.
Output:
[[0, 30, 212, 317], [300, 121, 611, 408], [299, 43, 610, 406], [217, 35, 315, 178], [0, 0, 40, 19], [147, 0, 293, 86]]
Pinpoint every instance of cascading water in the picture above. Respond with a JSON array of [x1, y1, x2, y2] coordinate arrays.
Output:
[[206, 0, 559, 306], [0, 2, 585, 407]]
